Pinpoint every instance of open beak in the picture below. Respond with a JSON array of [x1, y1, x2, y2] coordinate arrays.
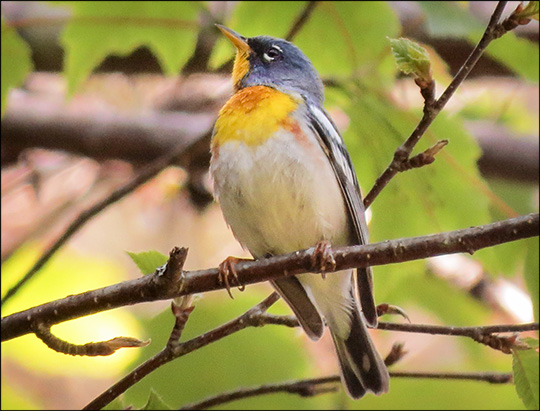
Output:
[[216, 24, 251, 54]]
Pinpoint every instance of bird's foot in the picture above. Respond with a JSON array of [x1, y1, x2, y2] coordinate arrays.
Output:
[[218, 256, 248, 299], [376, 303, 411, 322], [312, 240, 336, 279]]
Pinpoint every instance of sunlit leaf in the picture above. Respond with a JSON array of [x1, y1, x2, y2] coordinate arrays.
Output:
[[209, 1, 305, 69], [388, 37, 432, 82], [58, 1, 201, 95], [295, 1, 400, 79], [516, 1, 539, 21], [126, 250, 168, 275], [1, 246, 142, 378], [1, 18, 33, 116], [141, 389, 173, 410]]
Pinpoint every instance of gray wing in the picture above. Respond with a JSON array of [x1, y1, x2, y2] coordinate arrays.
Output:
[[306, 104, 378, 327], [271, 277, 324, 339]]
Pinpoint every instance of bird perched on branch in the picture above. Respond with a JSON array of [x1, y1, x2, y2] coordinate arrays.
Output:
[[210, 25, 389, 399]]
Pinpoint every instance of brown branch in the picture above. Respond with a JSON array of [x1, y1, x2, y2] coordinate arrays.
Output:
[[179, 371, 513, 409], [1, 94, 217, 166], [2, 213, 538, 342], [391, 371, 513, 384], [384, 342, 408, 367], [32, 322, 149, 356], [363, 1, 510, 209], [470, 332, 530, 354], [180, 376, 339, 410], [83, 292, 281, 410], [250, 313, 539, 339], [2, 86, 537, 182], [377, 321, 540, 336], [85, 294, 534, 409]]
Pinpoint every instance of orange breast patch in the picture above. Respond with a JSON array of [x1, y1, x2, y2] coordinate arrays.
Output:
[[213, 86, 300, 147]]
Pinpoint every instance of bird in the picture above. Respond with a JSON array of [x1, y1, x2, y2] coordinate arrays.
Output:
[[209, 24, 389, 399]]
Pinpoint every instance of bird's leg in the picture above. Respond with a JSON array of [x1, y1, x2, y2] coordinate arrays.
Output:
[[218, 256, 248, 299], [312, 240, 336, 280]]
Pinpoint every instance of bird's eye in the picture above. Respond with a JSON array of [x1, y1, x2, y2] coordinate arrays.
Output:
[[263, 46, 282, 62]]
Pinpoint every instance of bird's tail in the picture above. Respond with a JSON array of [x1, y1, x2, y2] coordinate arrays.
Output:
[[330, 297, 389, 398]]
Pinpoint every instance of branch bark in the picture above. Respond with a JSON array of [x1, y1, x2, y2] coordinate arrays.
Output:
[[83, 288, 535, 410], [363, 1, 510, 208], [179, 371, 514, 410], [2, 213, 537, 342], [83, 293, 281, 410]]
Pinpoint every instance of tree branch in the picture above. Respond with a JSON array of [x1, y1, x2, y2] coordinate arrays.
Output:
[[377, 321, 540, 336], [84, 287, 532, 410], [253, 313, 539, 341], [83, 293, 281, 410], [2, 213, 537, 342], [179, 371, 513, 409], [32, 322, 149, 356], [363, 1, 510, 208], [2, 78, 537, 183]]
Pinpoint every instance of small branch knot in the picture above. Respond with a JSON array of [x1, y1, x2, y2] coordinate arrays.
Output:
[[472, 332, 529, 354]]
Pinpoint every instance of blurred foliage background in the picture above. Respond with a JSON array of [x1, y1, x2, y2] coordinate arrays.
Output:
[[1, 1, 538, 409]]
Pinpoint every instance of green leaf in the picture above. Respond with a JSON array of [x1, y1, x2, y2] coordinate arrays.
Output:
[[58, 1, 200, 95], [212, 1, 400, 85], [1, 18, 33, 116], [524, 238, 539, 322], [294, 1, 400, 79], [513, 338, 540, 410], [516, 1, 540, 21], [420, 1, 539, 83], [419, 1, 484, 38], [141, 389, 173, 410], [478, 30, 539, 84], [343, 88, 509, 287], [388, 37, 431, 81], [102, 396, 126, 411], [209, 1, 307, 69], [126, 250, 168, 275]]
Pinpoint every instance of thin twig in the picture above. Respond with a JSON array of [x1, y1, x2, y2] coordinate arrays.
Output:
[[179, 371, 513, 409], [238, 314, 539, 339], [85, 302, 532, 409], [83, 293, 280, 410], [363, 1, 509, 209], [2, 213, 538, 342], [180, 376, 340, 410], [377, 321, 539, 336], [32, 322, 149, 356], [285, 1, 319, 41], [0, 133, 208, 307], [391, 371, 513, 383]]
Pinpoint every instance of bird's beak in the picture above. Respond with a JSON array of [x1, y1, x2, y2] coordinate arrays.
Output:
[[216, 24, 251, 54]]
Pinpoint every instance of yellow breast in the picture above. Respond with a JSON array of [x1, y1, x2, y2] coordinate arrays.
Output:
[[212, 86, 299, 148]]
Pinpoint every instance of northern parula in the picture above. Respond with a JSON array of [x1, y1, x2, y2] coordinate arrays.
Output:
[[210, 25, 389, 398]]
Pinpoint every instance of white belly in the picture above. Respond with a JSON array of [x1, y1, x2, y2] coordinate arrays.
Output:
[[211, 128, 349, 258]]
